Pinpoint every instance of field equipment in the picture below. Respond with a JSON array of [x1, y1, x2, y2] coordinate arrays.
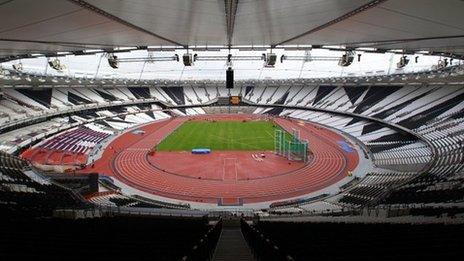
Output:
[[275, 128, 309, 162]]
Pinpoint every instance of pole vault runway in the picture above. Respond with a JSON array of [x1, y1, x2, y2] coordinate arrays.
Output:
[[80, 115, 359, 205]]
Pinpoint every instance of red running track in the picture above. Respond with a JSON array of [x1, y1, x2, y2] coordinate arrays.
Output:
[[80, 115, 359, 205]]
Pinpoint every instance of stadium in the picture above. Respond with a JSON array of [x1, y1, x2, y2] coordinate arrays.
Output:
[[1, 0, 464, 260]]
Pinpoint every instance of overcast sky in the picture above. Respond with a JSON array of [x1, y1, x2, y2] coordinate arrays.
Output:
[[2, 49, 459, 81]]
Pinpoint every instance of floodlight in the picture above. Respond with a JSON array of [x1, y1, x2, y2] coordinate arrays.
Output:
[[264, 53, 277, 67], [48, 58, 66, 71], [12, 63, 23, 71], [437, 59, 448, 69], [183, 53, 194, 66], [397, 56, 410, 69], [107, 54, 119, 69], [338, 52, 354, 67]]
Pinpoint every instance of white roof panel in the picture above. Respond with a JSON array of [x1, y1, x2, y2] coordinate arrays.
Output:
[[0, 0, 463, 58]]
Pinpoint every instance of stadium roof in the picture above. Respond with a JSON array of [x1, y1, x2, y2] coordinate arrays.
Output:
[[0, 0, 464, 61]]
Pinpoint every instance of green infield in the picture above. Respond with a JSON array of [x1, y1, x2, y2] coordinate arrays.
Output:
[[156, 120, 290, 151]]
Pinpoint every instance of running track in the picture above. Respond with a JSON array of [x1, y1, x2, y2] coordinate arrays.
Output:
[[81, 115, 359, 205]]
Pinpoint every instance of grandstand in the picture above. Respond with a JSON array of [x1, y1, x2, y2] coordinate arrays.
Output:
[[1, 0, 464, 260]]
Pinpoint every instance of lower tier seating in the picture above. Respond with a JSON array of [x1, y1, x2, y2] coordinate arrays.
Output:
[[243, 220, 464, 261], [0, 152, 89, 216], [20, 126, 111, 166], [0, 215, 217, 261]]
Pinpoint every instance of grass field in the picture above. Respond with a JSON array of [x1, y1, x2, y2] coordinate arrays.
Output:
[[156, 120, 290, 151]]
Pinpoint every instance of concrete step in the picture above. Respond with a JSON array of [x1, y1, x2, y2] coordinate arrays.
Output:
[[213, 228, 254, 261]]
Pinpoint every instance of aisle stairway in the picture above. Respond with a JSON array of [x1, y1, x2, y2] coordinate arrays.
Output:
[[213, 220, 254, 261]]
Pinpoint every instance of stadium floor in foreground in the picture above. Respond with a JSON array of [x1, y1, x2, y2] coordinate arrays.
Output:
[[80, 115, 359, 206]]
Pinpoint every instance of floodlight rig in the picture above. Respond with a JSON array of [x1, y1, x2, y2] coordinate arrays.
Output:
[[437, 58, 449, 69], [183, 52, 197, 66], [397, 56, 410, 69], [115, 54, 180, 63], [0, 66, 10, 79], [48, 58, 66, 71], [12, 62, 23, 71], [194, 54, 264, 62], [338, 51, 355, 67], [263, 52, 277, 67], [107, 53, 119, 69], [280, 50, 341, 63]]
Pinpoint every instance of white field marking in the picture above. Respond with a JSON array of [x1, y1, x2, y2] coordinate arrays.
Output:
[[222, 158, 225, 181], [210, 135, 253, 149], [223, 158, 238, 181], [209, 133, 269, 142], [235, 159, 238, 181], [251, 154, 264, 162]]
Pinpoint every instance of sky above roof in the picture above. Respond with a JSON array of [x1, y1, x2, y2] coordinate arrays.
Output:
[[2, 49, 459, 81]]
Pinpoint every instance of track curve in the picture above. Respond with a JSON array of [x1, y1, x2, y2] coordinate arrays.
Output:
[[82, 115, 359, 205]]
